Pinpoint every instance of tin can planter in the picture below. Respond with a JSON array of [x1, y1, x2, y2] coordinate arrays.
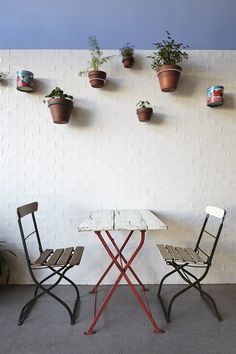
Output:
[[16, 70, 34, 92], [48, 98, 73, 124], [207, 86, 224, 107], [122, 56, 134, 68], [157, 64, 182, 92], [136, 107, 153, 122], [88, 70, 107, 88]]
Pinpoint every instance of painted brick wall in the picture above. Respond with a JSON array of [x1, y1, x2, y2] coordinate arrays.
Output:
[[0, 50, 235, 284]]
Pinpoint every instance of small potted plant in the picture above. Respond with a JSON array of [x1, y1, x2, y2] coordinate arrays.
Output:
[[0, 241, 16, 283], [119, 42, 135, 68], [44, 87, 73, 124], [148, 31, 189, 92], [136, 101, 153, 122], [0, 72, 8, 80], [79, 36, 113, 88]]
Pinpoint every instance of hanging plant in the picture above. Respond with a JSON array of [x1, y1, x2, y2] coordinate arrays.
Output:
[[147, 31, 189, 92], [119, 42, 135, 68], [79, 36, 113, 88], [136, 100, 153, 122], [44, 87, 73, 124]]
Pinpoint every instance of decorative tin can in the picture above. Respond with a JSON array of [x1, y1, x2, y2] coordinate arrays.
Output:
[[16, 70, 34, 92], [207, 85, 224, 107]]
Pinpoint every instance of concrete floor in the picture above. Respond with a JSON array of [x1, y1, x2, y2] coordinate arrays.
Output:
[[0, 284, 235, 354]]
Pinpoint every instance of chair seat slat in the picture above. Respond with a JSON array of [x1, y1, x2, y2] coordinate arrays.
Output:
[[175, 247, 193, 262], [34, 249, 53, 265], [69, 247, 84, 266], [185, 248, 204, 263], [157, 244, 172, 260], [57, 247, 74, 266], [46, 249, 64, 266], [166, 245, 183, 261]]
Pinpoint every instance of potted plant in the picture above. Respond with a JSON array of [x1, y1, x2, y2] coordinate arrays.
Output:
[[44, 87, 73, 124], [136, 101, 153, 122], [79, 36, 113, 88], [147, 31, 189, 92], [0, 72, 8, 80], [0, 241, 16, 283], [119, 42, 135, 68]]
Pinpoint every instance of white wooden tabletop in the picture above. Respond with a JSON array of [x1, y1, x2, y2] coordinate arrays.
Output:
[[78, 209, 167, 232]]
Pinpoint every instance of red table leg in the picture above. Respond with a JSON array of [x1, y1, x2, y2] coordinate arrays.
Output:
[[89, 231, 134, 294], [105, 230, 149, 292], [84, 230, 164, 335]]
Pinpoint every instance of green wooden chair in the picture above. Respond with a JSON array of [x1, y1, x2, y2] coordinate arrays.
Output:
[[17, 202, 84, 325], [157, 206, 226, 322]]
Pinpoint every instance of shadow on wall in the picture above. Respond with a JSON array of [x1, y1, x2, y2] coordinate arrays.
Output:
[[70, 99, 94, 127], [222, 93, 235, 110], [102, 78, 122, 92]]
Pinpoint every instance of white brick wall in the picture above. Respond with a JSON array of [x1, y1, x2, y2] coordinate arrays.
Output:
[[0, 50, 235, 284]]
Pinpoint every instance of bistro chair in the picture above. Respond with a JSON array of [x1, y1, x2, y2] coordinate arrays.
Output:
[[17, 202, 84, 325], [157, 206, 226, 322]]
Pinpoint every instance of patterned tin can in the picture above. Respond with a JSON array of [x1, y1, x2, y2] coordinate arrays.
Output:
[[207, 85, 224, 107], [16, 70, 34, 92]]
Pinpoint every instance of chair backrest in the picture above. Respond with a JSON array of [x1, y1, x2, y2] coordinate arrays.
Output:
[[194, 206, 226, 265], [17, 202, 43, 266]]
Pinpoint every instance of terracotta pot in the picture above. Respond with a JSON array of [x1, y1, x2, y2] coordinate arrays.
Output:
[[157, 64, 182, 92], [122, 56, 134, 68], [88, 70, 107, 88], [48, 98, 73, 124], [136, 107, 153, 122]]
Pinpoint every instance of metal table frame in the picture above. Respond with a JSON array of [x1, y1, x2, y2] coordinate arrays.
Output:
[[84, 229, 163, 334]]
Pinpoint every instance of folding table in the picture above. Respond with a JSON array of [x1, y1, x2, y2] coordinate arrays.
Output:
[[78, 209, 167, 334]]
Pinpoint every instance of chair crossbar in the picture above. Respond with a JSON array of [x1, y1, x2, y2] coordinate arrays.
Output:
[[197, 247, 210, 259], [25, 231, 36, 240], [204, 230, 216, 239]]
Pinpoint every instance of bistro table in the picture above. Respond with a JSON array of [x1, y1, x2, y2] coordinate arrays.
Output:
[[78, 209, 167, 334]]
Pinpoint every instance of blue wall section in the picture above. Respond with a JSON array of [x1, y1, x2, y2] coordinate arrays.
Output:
[[0, 0, 235, 49]]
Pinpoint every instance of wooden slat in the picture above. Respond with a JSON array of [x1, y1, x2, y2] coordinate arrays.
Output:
[[175, 247, 193, 262], [114, 210, 148, 231], [46, 248, 64, 266], [69, 246, 84, 266], [78, 210, 114, 231], [34, 249, 53, 265], [165, 245, 184, 261], [205, 206, 225, 219], [138, 210, 167, 230], [157, 244, 172, 260], [57, 247, 74, 266], [185, 248, 204, 263], [17, 202, 38, 218]]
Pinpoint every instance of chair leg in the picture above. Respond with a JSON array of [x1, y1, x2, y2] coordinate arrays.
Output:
[[34, 268, 80, 324], [157, 267, 179, 321], [18, 266, 79, 325]]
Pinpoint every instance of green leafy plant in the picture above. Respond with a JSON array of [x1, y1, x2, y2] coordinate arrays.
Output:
[[136, 100, 151, 108], [119, 42, 135, 57], [79, 36, 113, 75], [147, 31, 189, 70], [44, 87, 73, 102], [0, 241, 16, 283], [0, 72, 8, 80]]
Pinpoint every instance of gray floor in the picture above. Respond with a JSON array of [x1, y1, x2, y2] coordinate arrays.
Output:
[[0, 284, 236, 354]]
